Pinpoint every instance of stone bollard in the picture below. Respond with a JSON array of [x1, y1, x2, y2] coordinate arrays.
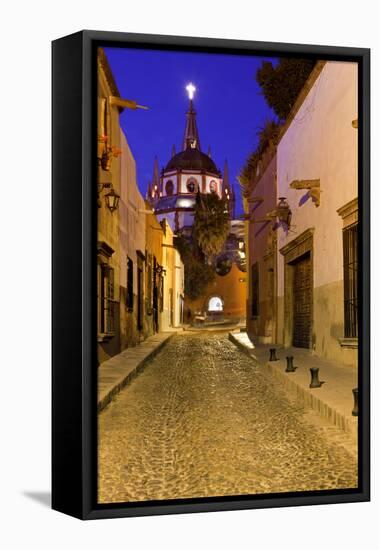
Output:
[[309, 367, 322, 388], [352, 388, 358, 416], [269, 348, 278, 361], [285, 356, 296, 372]]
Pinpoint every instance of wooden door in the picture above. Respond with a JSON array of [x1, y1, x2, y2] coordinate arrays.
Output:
[[292, 253, 312, 348]]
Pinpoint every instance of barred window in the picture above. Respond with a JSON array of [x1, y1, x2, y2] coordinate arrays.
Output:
[[343, 224, 358, 338], [100, 265, 115, 334], [251, 262, 259, 318], [126, 257, 134, 310]]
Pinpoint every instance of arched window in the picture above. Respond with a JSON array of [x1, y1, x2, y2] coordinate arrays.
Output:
[[209, 180, 217, 193], [208, 296, 223, 312], [186, 179, 198, 193], [165, 180, 174, 196]]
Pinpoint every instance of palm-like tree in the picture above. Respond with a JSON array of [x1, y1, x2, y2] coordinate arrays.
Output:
[[193, 192, 230, 264], [256, 119, 281, 154]]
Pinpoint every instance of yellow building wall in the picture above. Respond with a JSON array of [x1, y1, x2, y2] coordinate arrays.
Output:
[[161, 222, 185, 331], [186, 263, 246, 323], [97, 52, 122, 364]]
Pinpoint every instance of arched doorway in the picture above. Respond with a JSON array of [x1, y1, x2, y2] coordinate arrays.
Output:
[[208, 296, 223, 313]]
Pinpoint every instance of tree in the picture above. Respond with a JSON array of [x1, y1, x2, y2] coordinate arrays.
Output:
[[238, 59, 315, 194], [256, 58, 316, 121], [256, 119, 281, 154], [193, 192, 230, 264], [238, 119, 281, 195], [183, 255, 216, 300], [173, 234, 215, 300]]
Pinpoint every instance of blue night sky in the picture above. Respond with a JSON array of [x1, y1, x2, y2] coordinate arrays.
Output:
[[104, 47, 276, 216]]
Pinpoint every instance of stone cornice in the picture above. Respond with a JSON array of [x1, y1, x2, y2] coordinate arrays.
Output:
[[279, 228, 314, 257], [337, 197, 358, 229], [337, 197, 358, 219]]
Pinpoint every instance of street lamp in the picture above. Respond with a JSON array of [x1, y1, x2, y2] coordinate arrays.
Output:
[[276, 197, 292, 228], [105, 187, 120, 213]]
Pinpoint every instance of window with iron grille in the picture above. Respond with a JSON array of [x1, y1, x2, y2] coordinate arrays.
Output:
[[100, 265, 115, 334], [251, 262, 259, 317], [126, 257, 134, 310], [343, 224, 358, 338]]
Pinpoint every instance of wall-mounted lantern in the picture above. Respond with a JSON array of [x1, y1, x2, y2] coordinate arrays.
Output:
[[154, 264, 166, 276], [97, 182, 120, 212], [104, 187, 120, 213], [276, 197, 292, 227]]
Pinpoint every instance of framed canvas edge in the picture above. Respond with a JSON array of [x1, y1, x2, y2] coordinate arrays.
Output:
[[52, 30, 370, 521]]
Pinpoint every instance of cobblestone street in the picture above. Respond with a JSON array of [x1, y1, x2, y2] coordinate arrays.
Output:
[[98, 332, 358, 503]]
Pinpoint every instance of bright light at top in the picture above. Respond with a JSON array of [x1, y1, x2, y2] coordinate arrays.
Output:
[[186, 83, 196, 100]]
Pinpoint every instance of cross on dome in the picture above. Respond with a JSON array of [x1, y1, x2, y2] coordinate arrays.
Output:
[[186, 83, 196, 100]]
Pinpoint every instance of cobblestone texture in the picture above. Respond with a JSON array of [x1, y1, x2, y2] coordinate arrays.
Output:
[[98, 333, 358, 503]]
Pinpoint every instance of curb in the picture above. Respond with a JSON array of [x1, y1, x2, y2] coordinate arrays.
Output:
[[228, 332, 258, 363], [228, 332, 357, 442], [264, 361, 357, 441], [98, 333, 174, 413]]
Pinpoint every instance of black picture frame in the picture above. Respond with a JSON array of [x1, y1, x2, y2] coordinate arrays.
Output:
[[52, 30, 370, 520]]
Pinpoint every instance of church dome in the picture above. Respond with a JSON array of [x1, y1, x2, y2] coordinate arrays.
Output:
[[165, 147, 220, 175]]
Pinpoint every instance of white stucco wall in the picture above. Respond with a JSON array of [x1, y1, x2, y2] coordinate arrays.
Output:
[[277, 61, 358, 292], [276, 61, 358, 364]]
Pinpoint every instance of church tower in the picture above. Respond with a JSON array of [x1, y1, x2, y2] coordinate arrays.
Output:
[[222, 159, 236, 219], [148, 84, 229, 235]]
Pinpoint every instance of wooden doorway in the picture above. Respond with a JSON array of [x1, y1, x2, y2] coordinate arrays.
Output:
[[280, 228, 314, 349], [292, 252, 312, 348]]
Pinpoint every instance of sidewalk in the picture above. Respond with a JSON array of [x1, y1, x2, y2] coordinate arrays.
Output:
[[98, 332, 175, 412], [229, 331, 358, 441]]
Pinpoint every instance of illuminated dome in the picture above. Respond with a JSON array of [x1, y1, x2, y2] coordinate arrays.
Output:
[[165, 148, 220, 175], [146, 84, 235, 232]]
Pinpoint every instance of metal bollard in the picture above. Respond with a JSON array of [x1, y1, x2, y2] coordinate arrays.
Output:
[[285, 356, 296, 372], [352, 388, 358, 416], [269, 348, 278, 361], [309, 367, 322, 388]]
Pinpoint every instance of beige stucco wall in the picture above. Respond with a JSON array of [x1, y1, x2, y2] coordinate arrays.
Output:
[[246, 153, 277, 343], [276, 61, 358, 365], [119, 130, 147, 349]]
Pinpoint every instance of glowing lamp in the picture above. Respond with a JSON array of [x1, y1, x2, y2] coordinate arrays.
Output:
[[105, 188, 120, 213]]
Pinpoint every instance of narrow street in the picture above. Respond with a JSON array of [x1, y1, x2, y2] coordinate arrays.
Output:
[[98, 332, 357, 503]]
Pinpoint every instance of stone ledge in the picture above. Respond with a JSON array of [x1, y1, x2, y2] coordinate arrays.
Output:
[[338, 337, 358, 349]]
